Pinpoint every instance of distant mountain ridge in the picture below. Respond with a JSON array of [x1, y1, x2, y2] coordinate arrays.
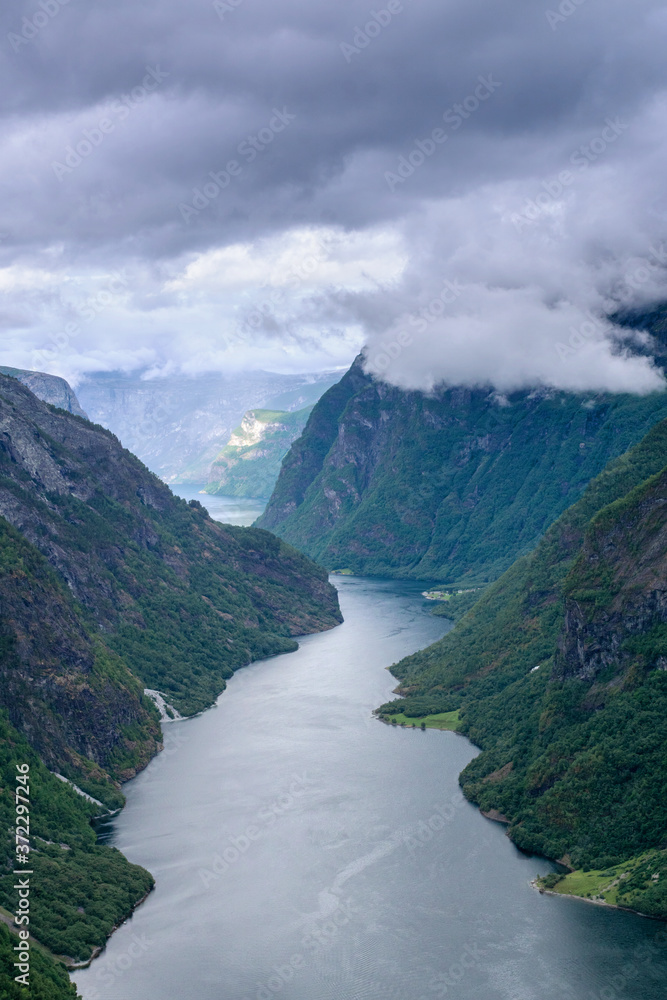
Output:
[[77, 368, 342, 483], [205, 406, 314, 499], [0, 365, 87, 417]]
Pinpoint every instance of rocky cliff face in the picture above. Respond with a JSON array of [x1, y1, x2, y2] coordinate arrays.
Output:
[[205, 406, 314, 498], [0, 373, 341, 722], [259, 355, 667, 584], [556, 466, 667, 682], [0, 365, 87, 417], [0, 519, 161, 793]]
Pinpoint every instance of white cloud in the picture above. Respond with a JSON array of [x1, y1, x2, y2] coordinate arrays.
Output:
[[361, 97, 667, 394], [0, 226, 405, 383]]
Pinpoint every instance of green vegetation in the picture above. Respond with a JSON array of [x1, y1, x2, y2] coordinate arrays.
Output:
[[260, 328, 667, 583], [0, 373, 342, 992], [429, 588, 486, 622], [378, 416, 667, 918], [381, 710, 461, 731], [537, 850, 667, 917], [0, 375, 341, 720], [0, 712, 154, 972], [205, 406, 313, 499], [0, 921, 80, 1000], [0, 515, 161, 803]]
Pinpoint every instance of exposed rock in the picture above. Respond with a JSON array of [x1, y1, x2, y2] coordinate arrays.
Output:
[[0, 365, 87, 417], [555, 469, 667, 682], [0, 372, 342, 793], [205, 406, 314, 498]]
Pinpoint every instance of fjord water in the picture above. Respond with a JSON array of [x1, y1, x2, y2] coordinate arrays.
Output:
[[170, 484, 266, 525], [74, 578, 667, 1000]]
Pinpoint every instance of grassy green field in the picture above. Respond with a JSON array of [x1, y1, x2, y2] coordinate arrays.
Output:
[[386, 710, 461, 731], [537, 849, 667, 915]]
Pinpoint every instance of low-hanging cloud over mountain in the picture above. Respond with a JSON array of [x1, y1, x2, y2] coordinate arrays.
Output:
[[0, 0, 666, 390]]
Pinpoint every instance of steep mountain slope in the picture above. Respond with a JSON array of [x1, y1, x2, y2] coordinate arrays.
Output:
[[0, 518, 161, 804], [77, 369, 341, 483], [1, 919, 80, 999], [0, 373, 342, 992], [379, 418, 667, 916], [259, 356, 667, 583], [0, 367, 87, 418], [205, 406, 314, 499], [0, 373, 341, 717]]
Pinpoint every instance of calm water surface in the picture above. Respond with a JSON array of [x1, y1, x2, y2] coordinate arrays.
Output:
[[169, 484, 266, 526], [74, 577, 667, 1000]]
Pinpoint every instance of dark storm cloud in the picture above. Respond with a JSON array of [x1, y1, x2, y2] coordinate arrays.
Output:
[[1, 0, 666, 388], [0, 0, 662, 253]]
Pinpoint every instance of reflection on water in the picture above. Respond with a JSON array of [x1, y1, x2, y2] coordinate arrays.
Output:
[[74, 577, 667, 1000]]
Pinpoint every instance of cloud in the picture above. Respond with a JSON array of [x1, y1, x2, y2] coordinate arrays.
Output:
[[0, 226, 404, 383], [0, 0, 666, 389], [360, 94, 667, 393]]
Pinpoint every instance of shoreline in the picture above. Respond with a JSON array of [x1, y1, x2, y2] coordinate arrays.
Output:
[[530, 879, 666, 923], [1, 887, 156, 972], [381, 713, 667, 926], [68, 629, 337, 977], [67, 886, 156, 970]]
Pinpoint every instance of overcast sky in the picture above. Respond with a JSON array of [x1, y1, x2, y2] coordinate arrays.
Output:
[[1, 0, 666, 391]]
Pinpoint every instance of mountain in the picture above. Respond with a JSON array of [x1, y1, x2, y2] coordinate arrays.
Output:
[[205, 406, 314, 499], [0, 373, 341, 718], [258, 353, 667, 584], [379, 417, 667, 917], [0, 373, 341, 990], [0, 366, 87, 418], [76, 369, 341, 484]]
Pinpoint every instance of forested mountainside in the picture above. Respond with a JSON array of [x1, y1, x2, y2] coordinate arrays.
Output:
[[0, 373, 341, 717], [205, 406, 313, 499], [0, 367, 87, 418], [259, 314, 667, 583], [379, 417, 667, 918], [0, 372, 341, 993]]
